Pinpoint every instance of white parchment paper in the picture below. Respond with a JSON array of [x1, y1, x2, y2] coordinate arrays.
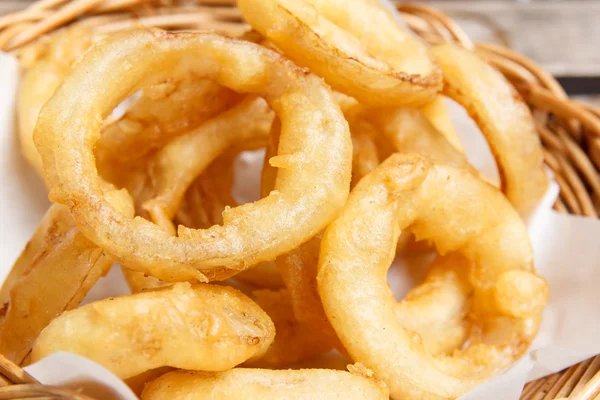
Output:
[[1, 41, 600, 399], [24, 352, 137, 400]]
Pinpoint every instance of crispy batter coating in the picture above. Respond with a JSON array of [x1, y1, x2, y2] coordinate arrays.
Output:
[[0, 188, 132, 364], [432, 44, 548, 216], [30, 283, 275, 379], [318, 154, 548, 399], [141, 366, 389, 400], [238, 0, 442, 107]]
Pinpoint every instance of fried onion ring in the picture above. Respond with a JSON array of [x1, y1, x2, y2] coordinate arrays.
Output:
[[141, 365, 389, 400], [361, 106, 476, 173], [30, 283, 275, 379], [34, 29, 352, 282], [318, 153, 548, 399], [142, 96, 273, 235], [274, 236, 340, 356], [238, 0, 442, 107], [0, 188, 133, 364], [431, 43, 548, 216], [97, 77, 240, 162]]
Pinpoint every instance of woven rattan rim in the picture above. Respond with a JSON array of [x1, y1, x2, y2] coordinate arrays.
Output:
[[1, 1, 600, 399]]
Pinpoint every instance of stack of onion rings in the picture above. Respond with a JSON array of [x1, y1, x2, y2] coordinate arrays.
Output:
[[1, 2, 552, 396]]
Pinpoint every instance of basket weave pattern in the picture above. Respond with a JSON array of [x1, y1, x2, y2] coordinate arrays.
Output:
[[1, 1, 600, 399]]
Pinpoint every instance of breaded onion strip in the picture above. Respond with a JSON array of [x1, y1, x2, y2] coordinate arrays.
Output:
[[273, 236, 341, 360], [362, 107, 476, 174], [349, 118, 380, 187], [141, 365, 389, 400], [31, 283, 275, 379], [238, 0, 442, 107], [97, 77, 240, 162], [260, 122, 338, 356], [174, 154, 238, 231], [17, 26, 92, 178], [394, 254, 472, 356], [172, 154, 284, 290], [431, 43, 548, 216], [251, 288, 333, 366], [318, 154, 548, 399], [259, 119, 281, 199], [34, 29, 352, 282], [0, 188, 133, 364], [275, 236, 323, 323], [0, 210, 54, 306], [421, 96, 464, 152], [142, 97, 274, 235]]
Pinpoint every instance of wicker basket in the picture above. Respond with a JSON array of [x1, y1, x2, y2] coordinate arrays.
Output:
[[1, 1, 600, 399]]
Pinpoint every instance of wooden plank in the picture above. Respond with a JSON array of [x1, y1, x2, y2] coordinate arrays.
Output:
[[428, 1, 600, 77], [0, 1, 34, 14]]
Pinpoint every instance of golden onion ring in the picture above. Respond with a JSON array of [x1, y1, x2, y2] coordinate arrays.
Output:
[[0, 188, 133, 364], [318, 153, 548, 399], [141, 365, 389, 400], [142, 96, 273, 235], [30, 283, 275, 379], [361, 106, 476, 173], [96, 77, 240, 163], [273, 236, 341, 356], [431, 43, 548, 216], [259, 118, 281, 199], [34, 29, 352, 282], [238, 0, 442, 107]]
